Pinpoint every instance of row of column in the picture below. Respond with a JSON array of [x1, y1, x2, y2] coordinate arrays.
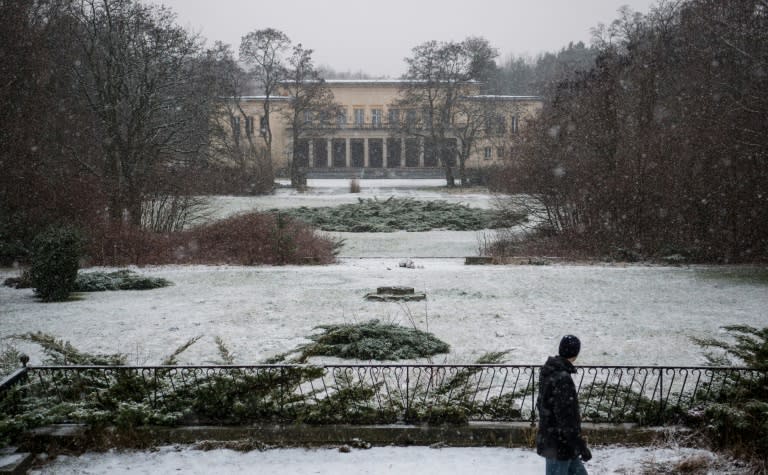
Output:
[[307, 137, 426, 168]]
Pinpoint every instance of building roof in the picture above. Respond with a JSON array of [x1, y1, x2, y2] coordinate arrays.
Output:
[[239, 95, 292, 102], [466, 95, 543, 102]]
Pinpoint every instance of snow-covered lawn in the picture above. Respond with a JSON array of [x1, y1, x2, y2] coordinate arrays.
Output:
[[3, 259, 766, 366], [3, 179, 764, 473], [28, 444, 745, 474], [2, 180, 767, 366]]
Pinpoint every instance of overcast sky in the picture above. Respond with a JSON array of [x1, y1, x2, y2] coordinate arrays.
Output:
[[152, 0, 659, 77]]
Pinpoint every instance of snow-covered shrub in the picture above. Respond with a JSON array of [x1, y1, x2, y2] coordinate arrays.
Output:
[[0, 342, 22, 378], [270, 319, 450, 362], [280, 197, 525, 233], [29, 225, 83, 302], [691, 325, 768, 460], [74, 270, 171, 292]]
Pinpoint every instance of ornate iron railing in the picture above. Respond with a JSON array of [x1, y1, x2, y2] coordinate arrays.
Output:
[[2, 364, 764, 426]]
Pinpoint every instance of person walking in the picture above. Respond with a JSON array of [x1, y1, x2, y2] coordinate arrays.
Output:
[[536, 335, 592, 475]]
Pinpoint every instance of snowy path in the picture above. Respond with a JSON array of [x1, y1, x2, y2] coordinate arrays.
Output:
[[28, 445, 743, 475]]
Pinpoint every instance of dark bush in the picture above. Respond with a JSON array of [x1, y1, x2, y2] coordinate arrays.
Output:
[[30, 226, 84, 302], [86, 211, 342, 266]]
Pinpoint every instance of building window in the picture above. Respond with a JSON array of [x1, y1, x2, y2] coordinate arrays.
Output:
[[483, 147, 492, 160], [336, 108, 347, 127], [245, 116, 254, 136], [354, 108, 365, 127], [259, 116, 267, 136], [422, 108, 432, 125], [511, 116, 519, 133], [497, 147, 505, 159], [303, 110, 313, 125], [388, 108, 399, 126], [405, 109, 417, 127], [484, 116, 492, 133], [231, 116, 241, 138], [371, 109, 382, 127], [496, 115, 506, 134]]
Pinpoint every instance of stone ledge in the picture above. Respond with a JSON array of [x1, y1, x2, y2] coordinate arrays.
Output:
[[20, 422, 671, 453], [0, 450, 35, 475]]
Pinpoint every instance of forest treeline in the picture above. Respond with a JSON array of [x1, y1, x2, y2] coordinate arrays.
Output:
[[495, 1, 768, 262]]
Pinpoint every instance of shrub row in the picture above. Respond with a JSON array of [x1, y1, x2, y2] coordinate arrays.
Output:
[[280, 197, 525, 233]]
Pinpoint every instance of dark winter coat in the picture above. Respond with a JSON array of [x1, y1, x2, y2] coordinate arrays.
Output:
[[535, 356, 587, 460]]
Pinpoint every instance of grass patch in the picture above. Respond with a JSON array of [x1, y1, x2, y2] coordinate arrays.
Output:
[[278, 197, 525, 232], [74, 270, 172, 292], [268, 319, 450, 362]]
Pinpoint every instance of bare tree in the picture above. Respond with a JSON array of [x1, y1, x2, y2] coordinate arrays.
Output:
[[0, 0, 108, 263], [453, 96, 517, 187], [398, 37, 498, 187], [65, 0, 219, 228], [280, 43, 336, 187], [239, 28, 292, 179]]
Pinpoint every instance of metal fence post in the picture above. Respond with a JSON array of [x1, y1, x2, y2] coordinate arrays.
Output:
[[530, 366, 537, 427], [658, 370, 663, 424], [405, 368, 410, 417]]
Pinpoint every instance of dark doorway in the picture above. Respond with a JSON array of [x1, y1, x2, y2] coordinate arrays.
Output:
[[386, 138, 401, 168], [332, 139, 346, 167], [312, 139, 328, 168], [350, 139, 364, 168], [368, 139, 383, 168], [405, 138, 420, 167], [295, 139, 309, 168]]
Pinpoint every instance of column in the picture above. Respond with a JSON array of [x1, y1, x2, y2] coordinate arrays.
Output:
[[400, 137, 406, 168], [345, 138, 351, 168], [382, 138, 388, 168], [327, 138, 332, 167], [308, 140, 314, 168], [418, 138, 425, 167], [363, 138, 369, 167]]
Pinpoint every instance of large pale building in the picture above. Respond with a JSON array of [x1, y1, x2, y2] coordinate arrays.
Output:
[[228, 80, 542, 176]]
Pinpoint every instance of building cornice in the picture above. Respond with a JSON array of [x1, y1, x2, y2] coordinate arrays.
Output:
[[466, 95, 543, 102]]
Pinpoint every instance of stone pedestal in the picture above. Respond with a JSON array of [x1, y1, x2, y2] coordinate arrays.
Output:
[[365, 286, 426, 301]]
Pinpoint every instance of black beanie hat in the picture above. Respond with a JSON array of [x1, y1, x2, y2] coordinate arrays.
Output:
[[559, 335, 581, 359]]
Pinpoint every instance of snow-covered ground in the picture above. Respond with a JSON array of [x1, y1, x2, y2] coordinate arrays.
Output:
[[1, 180, 766, 366], [28, 445, 747, 474], [2, 179, 765, 473], [2, 259, 767, 366]]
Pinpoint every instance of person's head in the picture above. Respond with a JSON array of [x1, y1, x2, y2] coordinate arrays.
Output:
[[558, 334, 581, 362]]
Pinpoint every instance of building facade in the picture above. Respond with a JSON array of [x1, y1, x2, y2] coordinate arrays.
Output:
[[228, 80, 542, 176]]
